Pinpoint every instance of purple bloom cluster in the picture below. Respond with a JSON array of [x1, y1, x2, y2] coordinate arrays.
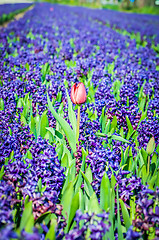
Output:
[[137, 117, 159, 150], [0, 3, 32, 17], [132, 188, 159, 239], [65, 210, 111, 240]]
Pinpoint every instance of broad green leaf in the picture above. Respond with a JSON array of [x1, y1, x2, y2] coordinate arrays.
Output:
[[21, 114, 27, 125], [46, 127, 63, 141], [126, 116, 133, 134], [47, 94, 76, 153], [120, 127, 124, 138], [40, 111, 49, 138], [151, 153, 157, 164], [31, 115, 36, 138], [35, 212, 51, 224], [45, 218, 56, 240], [24, 195, 29, 207], [111, 134, 130, 144], [120, 146, 124, 167], [0, 166, 4, 180], [66, 192, 79, 232], [139, 150, 145, 167], [25, 215, 34, 233], [148, 175, 157, 189], [25, 62, 30, 71], [111, 173, 116, 189], [79, 188, 84, 213], [81, 171, 94, 198], [20, 201, 33, 231], [88, 192, 100, 214], [61, 153, 68, 168], [0, 98, 4, 110], [100, 172, 110, 211], [141, 148, 148, 164], [124, 146, 130, 164], [56, 143, 64, 161], [38, 178, 42, 192], [119, 199, 131, 231], [105, 119, 111, 134], [141, 165, 148, 184], [111, 115, 117, 133], [75, 152, 86, 194], [66, 89, 76, 133], [61, 182, 74, 220], [85, 165, 93, 183]]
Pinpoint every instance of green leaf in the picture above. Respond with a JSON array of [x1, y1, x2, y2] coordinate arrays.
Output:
[[21, 114, 27, 125], [141, 165, 148, 185], [116, 186, 124, 240], [111, 134, 130, 144], [20, 201, 33, 231], [141, 148, 148, 164], [46, 127, 63, 141], [35, 212, 51, 224], [66, 89, 76, 133], [31, 115, 36, 138], [66, 192, 79, 232], [75, 153, 86, 194], [124, 146, 130, 164], [119, 199, 131, 231], [40, 111, 49, 138], [45, 218, 56, 240], [81, 171, 94, 198], [88, 192, 100, 214], [0, 166, 4, 180], [47, 94, 76, 153], [126, 116, 133, 134], [79, 188, 84, 213], [139, 150, 145, 167], [38, 178, 42, 192], [25, 215, 34, 233], [85, 165, 93, 183], [100, 172, 110, 211], [130, 196, 136, 222], [105, 119, 111, 134], [110, 115, 117, 133], [61, 182, 74, 220], [35, 114, 41, 137], [25, 62, 30, 71], [146, 137, 156, 155], [0, 98, 4, 110]]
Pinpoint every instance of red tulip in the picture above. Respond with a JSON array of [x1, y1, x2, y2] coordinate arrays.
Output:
[[71, 82, 86, 105]]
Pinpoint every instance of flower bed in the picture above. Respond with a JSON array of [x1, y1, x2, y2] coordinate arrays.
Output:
[[0, 3, 32, 24], [0, 3, 159, 239]]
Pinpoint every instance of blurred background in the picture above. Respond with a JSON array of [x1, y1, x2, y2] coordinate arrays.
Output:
[[0, 0, 159, 14]]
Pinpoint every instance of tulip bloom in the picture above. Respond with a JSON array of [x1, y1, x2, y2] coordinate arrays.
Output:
[[71, 82, 86, 105], [71, 82, 86, 143]]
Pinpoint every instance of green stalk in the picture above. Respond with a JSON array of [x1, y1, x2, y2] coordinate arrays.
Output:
[[76, 105, 81, 143], [147, 155, 150, 175]]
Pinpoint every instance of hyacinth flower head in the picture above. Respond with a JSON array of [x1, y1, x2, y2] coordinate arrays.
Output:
[[71, 82, 87, 143]]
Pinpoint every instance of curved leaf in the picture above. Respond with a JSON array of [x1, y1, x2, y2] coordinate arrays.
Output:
[[47, 94, 76, 153]]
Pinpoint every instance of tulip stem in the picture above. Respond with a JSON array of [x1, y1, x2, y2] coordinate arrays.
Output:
[[76, 105, 81, 144], [147, 155, 150, 175]]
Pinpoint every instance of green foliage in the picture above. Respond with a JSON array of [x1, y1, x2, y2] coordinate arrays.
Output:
[[47, 93, 76, 153], [20, 201, 34, 233]]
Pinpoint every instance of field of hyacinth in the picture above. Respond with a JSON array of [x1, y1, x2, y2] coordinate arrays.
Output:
[[0, 2, 159, 240]]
